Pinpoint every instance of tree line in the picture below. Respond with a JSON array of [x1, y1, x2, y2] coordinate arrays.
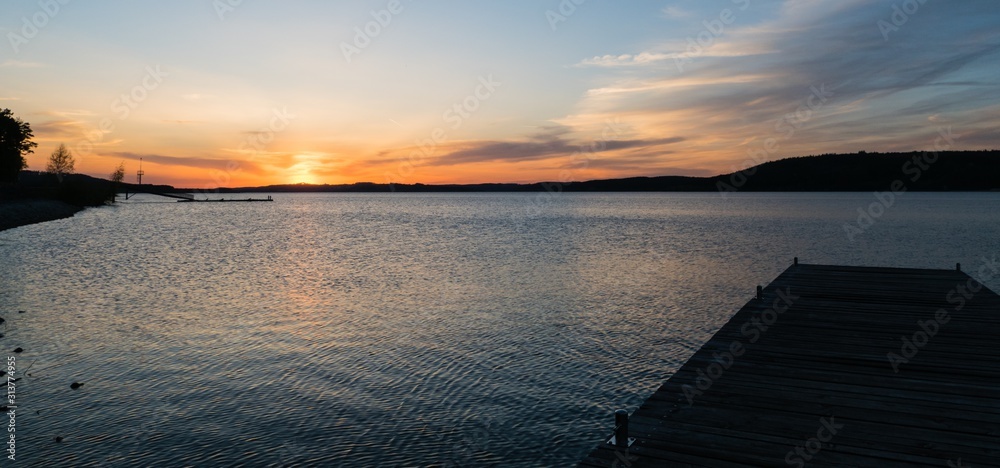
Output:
[[1, 108, 126, 203]]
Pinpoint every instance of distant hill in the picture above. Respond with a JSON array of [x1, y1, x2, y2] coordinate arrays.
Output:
[[211, 150, 1000, 193], [13, 151, 995, 196], [710, 150, 1000, 192], [4, 171, 119, 206]]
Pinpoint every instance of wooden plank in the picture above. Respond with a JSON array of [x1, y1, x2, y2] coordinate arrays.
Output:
[[579, 263, 1000, 467]]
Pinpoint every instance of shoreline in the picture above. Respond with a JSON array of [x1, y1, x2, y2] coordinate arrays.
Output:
[[0, 199, 85, 232]]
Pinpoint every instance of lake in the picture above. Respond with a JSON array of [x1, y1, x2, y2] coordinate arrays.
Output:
[[1, 192, 998, 466]]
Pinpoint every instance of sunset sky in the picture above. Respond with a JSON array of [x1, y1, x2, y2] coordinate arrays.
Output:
[[2, 0, 998, 188]]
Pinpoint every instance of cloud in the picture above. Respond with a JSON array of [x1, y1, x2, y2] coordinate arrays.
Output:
[[32, 120, 87, 138], [109, 152, 270, 175], [36, 109, 98, 118], [662, 6, 692, 19], [181, 94, 215, 102], [428, 127, 684, 167], [561, 0, 1000, 171], [0, 60, 44, 68], [577, 52, 674, 68]]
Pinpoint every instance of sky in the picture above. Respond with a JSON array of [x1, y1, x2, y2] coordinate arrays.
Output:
[[2, 0, 998, 188]]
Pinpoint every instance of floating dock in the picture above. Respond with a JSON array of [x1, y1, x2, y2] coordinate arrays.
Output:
[[581, 262, 1000, 467], [123, 189, 273, 203], [176, 196, 273, 203]]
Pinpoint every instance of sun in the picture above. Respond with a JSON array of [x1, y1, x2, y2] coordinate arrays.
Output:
[[288, 156, 323, 185], [290, 172, 319, 185]]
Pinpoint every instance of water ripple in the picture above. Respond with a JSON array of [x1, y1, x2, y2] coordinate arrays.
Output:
[[1, 193, 998, 466]]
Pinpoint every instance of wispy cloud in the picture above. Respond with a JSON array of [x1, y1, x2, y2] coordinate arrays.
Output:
[[427, 127, 684, 167], [561, 0, 1000, 173], [36, 109, 98, 118], [109, 152, 270, 175], [0, 60, 45, 68], [32, 119, 88, 138], [662, 6, 692, 19], [181, 94, 215, 102], [577, 52, 674, 68]]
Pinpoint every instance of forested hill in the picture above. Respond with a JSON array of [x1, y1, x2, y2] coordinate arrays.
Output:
[[218, 150, 1000, 192], [709, 150, 1000, 192]]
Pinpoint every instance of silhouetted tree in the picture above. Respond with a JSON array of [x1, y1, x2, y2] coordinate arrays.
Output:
[[0, 108, 37, 183], [46, 143, 75, 179], [110, 162, 125, 184], [110, 162, 125, 202]]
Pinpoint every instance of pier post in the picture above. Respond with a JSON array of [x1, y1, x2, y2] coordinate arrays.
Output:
[[614, 409, 629, 448], [956, 263, 961, 272], [757, 285, 763, 301], [794, 257, 798, 266]]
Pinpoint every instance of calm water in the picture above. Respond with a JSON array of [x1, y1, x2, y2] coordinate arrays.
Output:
[[1, 192, 998, 467]]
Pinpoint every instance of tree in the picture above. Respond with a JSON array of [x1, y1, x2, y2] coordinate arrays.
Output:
[[110, 162, 125, 202], [46, 143, 75, 179], [0, 108, 37, 183], [110, 162, 125, 184]]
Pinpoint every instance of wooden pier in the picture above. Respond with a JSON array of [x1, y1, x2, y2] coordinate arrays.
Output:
[[581, 262, 1000, 467], [176, 196, 273, 203], [123, 190, 273, 203]]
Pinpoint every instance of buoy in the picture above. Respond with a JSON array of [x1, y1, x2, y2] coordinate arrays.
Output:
[[70, 382, 84, 390], [54, 436, 63, 443]]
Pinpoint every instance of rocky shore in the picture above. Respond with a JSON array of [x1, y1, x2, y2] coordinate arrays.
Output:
[[0, 199, 84, 232]]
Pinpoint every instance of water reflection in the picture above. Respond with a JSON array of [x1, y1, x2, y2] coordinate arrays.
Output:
[[0, 193, 998, 466]]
